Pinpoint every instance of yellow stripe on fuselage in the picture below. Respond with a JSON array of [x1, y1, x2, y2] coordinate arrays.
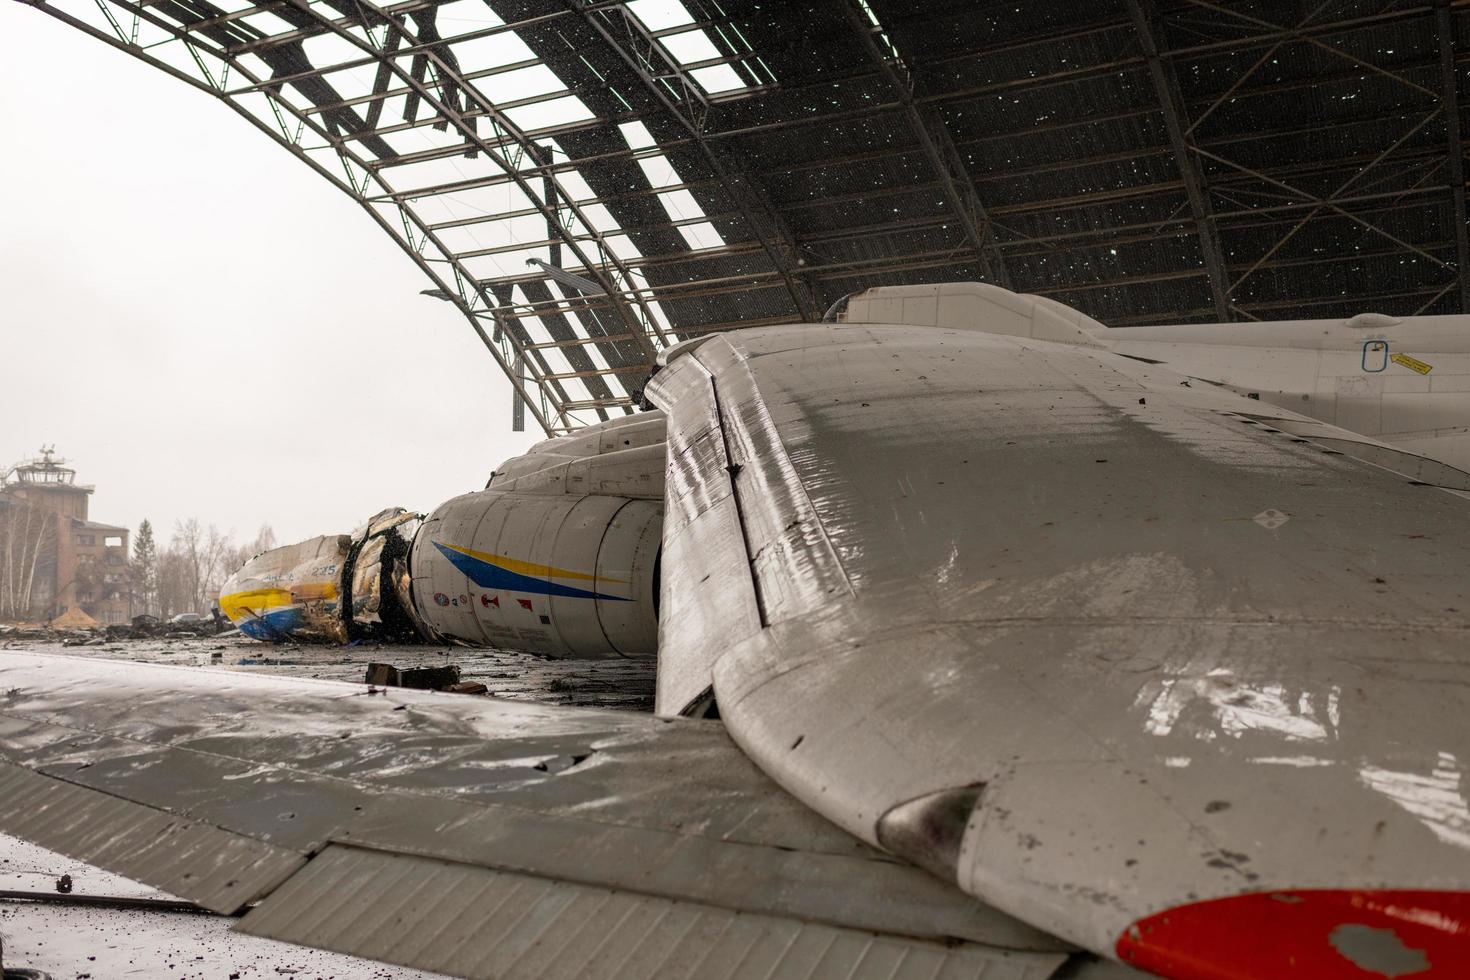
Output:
[[220, 583, 337, 619], [442, 544, 625, 584]]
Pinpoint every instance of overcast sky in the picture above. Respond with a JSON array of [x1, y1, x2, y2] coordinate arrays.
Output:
[[0, 6, 541, 546]]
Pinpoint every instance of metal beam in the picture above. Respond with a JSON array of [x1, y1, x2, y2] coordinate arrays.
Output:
[[23, 0, 579, 433], [568, 0, 824, 322], [1127, 0, 1232, 321], [841, 1, 1011, 289], [1439, 0, 1470, 312], [302, 1, 664, 361]]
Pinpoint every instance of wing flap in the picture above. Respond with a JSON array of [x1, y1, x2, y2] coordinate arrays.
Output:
[[0, 761, 304, 913], [239, 844, 1067, 980], [332, 790, 1049, 948], [654, 351, 762, 714], [0, 651, 1088, 975]]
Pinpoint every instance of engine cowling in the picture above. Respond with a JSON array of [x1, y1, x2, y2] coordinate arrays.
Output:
[[219, 412, 667, 656], [410, 490, 661, 657], [408, 412, 666, 657]]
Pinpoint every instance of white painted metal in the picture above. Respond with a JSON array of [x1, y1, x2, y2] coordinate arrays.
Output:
[[652, 355, 762, 714], [0, 653, 1106, 976], [844, 281, 1470, 471], [647, 323, 1470, 962], [411, 489, 660, 656], [240, 845, 1068, 980]]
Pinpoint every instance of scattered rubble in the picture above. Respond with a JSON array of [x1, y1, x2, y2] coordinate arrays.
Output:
[[1, 613, 228, 648], [3, 636, 656, 710], [364, 662, 480, 694]]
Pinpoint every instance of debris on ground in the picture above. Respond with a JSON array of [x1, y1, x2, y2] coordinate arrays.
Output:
[[3, 636, 656, 710], [2, 612, 230, 648], [48, 608, 100, 631], [364, 662, 483, 694]]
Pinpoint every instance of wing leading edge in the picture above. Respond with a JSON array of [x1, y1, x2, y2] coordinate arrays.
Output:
[[645, 324, 1470, 977]]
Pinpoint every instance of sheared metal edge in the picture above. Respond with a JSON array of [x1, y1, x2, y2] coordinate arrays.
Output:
[[239, 844, 1070, 980], [0, 762, 305, 914]]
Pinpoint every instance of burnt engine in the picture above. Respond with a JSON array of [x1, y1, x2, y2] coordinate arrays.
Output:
[[219, 413, 666, 658]]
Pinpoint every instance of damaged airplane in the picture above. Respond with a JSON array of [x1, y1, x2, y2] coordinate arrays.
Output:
[[5, 282, 1470, 979]]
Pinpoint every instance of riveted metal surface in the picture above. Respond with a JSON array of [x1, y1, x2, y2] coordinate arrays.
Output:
[[644, 324, 1470, 960], [239, 845, 1068, 980], [593, 497, 663, 655], [0, 653, 1063, 952], [0, 763, 304, 913]]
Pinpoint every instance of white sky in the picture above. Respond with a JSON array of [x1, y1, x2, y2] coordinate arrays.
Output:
[[0, 6, 540, 546]]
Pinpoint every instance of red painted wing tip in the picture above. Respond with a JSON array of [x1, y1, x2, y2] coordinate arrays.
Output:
[[1117, 890, 1470, 979]]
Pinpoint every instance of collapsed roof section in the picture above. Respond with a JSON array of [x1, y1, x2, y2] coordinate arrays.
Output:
[[22, 0, 1470, 432]]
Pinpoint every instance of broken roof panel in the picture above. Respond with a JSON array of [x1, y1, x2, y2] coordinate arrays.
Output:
[[24, 0, 1469, 430]]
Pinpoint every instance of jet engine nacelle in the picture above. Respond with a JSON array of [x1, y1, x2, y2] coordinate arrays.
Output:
[[410, 490, 661, 657]]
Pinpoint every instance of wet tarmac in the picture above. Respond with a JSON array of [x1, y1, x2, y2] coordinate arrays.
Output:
[[0, 635, 657, 977], [0, 634, 656, 711]]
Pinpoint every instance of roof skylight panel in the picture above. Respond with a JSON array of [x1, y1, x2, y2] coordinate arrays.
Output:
[[502, 94, 597, 130], [446, 28, 538, 73], [230, 7, 299, 38], [625, 0, 695, 32], [299, 28, 366, 69], [430, 0, 505, 30], [620, 268, 673, 334], [687, 64, 746, 94], [618, 124, 729, 251], [624, 0, 761, 96]]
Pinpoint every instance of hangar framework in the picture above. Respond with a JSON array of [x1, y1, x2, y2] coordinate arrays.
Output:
[[20, 0, 1470, 432]]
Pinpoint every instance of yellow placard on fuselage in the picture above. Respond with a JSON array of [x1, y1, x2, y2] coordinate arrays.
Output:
[[1390, 352, 1434, 375]]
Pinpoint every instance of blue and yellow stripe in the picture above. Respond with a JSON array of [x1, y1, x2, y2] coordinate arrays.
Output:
[[433, 543, 629, 601]]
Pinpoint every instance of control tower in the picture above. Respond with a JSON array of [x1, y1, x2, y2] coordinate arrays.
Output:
[[1, 448, 130, 624]]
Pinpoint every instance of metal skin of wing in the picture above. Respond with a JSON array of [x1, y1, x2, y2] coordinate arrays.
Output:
[[644, 304, 1470, 978]]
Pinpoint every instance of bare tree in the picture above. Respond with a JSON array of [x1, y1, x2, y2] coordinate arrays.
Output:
[[248, 524, 277, 558], [0, 501, 57, 619], [156, 520, 266, 615]]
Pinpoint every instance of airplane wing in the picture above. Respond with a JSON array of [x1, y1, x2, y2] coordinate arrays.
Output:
[[0, 652, 1124, 979], [644, 324, 1470, 978]]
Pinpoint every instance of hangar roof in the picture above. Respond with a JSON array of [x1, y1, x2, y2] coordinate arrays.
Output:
[[27, 0, 1470, 432]]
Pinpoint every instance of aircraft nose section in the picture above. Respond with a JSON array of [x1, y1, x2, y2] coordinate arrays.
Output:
[[1116, 890, 1470, 980]]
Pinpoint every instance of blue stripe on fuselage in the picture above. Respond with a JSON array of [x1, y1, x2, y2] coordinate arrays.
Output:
[[433, 542, 629, 601]]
